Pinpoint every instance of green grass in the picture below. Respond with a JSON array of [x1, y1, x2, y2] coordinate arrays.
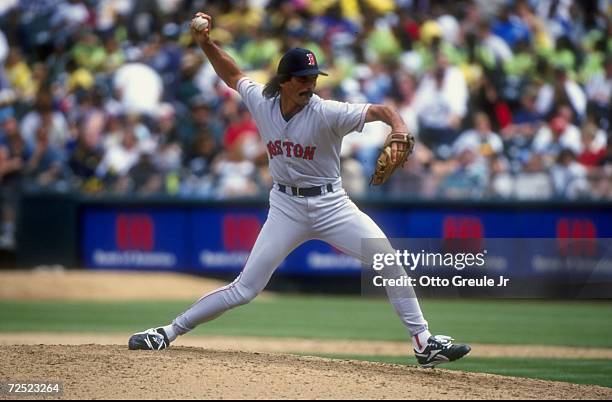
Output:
[[315, 354, 612, 389], [1, 297, 611, 388], [1, 297, 612, 348]]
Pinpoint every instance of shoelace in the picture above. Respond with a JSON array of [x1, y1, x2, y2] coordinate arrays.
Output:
[[429, 335, 454, 349], [145, 329, 166, 349]]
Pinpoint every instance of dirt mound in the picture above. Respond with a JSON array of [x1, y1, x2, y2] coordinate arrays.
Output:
[[1, 345, 610, 400], [3, 332, 612, 361], [0, 270, 256, 301]]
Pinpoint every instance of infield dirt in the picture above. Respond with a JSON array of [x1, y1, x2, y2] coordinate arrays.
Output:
[[2, 270, 611, 399], [2, 344, 612, 400]]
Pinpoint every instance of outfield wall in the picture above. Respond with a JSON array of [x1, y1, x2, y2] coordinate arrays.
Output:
[[15, 191, 612, 296]]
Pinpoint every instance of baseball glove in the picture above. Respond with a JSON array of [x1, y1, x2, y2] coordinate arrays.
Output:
[[369, 131, 415, 186]]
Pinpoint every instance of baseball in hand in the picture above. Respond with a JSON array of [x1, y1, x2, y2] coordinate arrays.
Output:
[[193, 16, 209, 31]]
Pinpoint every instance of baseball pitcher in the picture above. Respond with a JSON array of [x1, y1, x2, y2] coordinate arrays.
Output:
[[128, 12, 470, 368]]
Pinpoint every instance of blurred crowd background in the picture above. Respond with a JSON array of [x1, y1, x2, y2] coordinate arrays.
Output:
[[0, 0, 611, 246]]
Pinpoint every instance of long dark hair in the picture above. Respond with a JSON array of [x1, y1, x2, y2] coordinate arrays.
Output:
[[263, 74, 289, 99]]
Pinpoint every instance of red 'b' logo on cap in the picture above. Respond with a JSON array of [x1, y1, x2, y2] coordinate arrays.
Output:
[[307, 53, 316, 66]]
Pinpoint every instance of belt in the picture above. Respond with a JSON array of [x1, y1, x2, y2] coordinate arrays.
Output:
[[276, 183, 335, 197]]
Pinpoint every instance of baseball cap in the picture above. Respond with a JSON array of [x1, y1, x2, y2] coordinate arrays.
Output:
[[277, 48, 328, 77]]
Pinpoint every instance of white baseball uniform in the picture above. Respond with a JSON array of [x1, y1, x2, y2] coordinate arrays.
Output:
[[170, 77, 429, 338]]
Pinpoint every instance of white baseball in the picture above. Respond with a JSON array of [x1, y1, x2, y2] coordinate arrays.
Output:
[[193, 16, 209, 31]]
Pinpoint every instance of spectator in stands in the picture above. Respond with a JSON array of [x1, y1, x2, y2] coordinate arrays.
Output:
[[476, 19, 513, 65], [213, 152, 259, 198], [183, 129, 218, 181], [4, 48, 38, 103], [584, 55, 611, 129], [101, 35, 126, 74], [64, 57, 95, 95], [413, 50, 468, 157], [387, 145, 436, 199], [535, 0, 574, 41], [0, 116, 29, 166], [152, 103, 182, 175], [96, 127, 141, 187], [123, 112, 151, 142], [52, 0, 89, 38], [356, 62, 394, 105], [492, 4, 532, 47], [178, 95, 224, 149], [101, 112, 124, 150], [504, 86, 543, 138], [0, 115, 29, 248], [68, 136, 103, 190], [488, 154, 514, 198], [72, 30, 107, 73], [535, 65, 587, 123], [437, 149, 488, 199], [453, 112, 503, 158], [68, 112, 105, 191], [146, 24, 183, 101], [241, 28, 280, 70], [24, 123, 65, 187], [176, 50, 205, 107], [532, 115, 582, 165], [470, 70, 513, 132], [213, 117, 259, 199], [550, 149, 590, 199], [180, 131, 219, 197], [501, 86, 543, 168], [20, 90, 69, 149], [514, 154, 554, 200], [577, 121, 607, 168], [120, 145, 163, 196], [216, 0, 263, 39], [223, 102, 263, 163], [514, 0, 553, 51]]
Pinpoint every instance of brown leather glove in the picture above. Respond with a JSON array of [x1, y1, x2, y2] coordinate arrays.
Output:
[[369, 131, 415, 186]]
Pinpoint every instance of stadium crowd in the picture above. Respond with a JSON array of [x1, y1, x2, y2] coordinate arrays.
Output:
[[0, 0, 611, 246]]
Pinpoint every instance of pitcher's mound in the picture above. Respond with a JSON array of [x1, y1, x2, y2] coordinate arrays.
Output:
[[1, 345, 610, 399]]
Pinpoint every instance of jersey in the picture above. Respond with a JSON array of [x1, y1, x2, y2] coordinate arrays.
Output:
[[237, 77, 370, 187], [168, 76, 430, 345]]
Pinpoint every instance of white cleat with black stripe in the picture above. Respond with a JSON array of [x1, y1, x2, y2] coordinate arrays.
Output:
[[415, 335, 471, 368], [128, 328, 170, 350]]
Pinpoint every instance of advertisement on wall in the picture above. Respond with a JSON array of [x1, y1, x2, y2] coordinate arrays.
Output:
[[81, 205, 612, 284], [82, 209, 190, 270]]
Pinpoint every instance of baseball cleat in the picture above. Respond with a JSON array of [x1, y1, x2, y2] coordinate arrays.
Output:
[[414, 335, 471, 368], [128, 327, 170, 351]]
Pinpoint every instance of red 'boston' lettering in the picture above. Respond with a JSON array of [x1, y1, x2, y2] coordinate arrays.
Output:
[[283, 141, 294, 156], [266, 140, 317, 160], [294, 144, 304, 158], [303, 146, 316, 160], [267, 141, 277, 159]]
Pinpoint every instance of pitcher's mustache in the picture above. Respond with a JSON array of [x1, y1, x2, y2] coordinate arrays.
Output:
[[300, 91, 314, 98]]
